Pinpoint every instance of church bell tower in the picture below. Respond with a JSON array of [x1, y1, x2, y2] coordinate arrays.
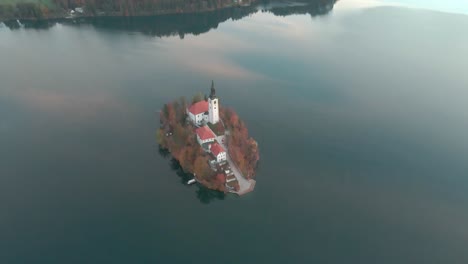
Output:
[[208, 80, 219, 124]]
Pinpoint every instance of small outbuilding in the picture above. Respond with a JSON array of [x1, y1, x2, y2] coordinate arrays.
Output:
[[210, 142, 226, 163], [195, 125, 216, 145]]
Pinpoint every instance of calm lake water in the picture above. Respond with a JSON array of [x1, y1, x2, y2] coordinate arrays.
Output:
[[1, 0, 468, 263]]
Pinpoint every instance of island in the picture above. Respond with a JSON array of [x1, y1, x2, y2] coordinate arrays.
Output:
[[157, 81, 259, 195]]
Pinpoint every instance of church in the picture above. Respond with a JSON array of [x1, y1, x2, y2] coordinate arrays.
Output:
[[187, 81, 227, 163], [187, 81, 219, 126]]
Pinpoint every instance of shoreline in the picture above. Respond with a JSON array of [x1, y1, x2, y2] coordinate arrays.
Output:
[[0, 2, 254, 23], [158, 88, 259, 196], [162, 125, 256, 196]]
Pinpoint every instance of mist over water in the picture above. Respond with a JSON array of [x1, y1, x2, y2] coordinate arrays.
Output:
[[1, 1, 468, 263], [378, 0, 468, 15]]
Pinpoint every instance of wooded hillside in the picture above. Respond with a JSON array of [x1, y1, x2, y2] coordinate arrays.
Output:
[[221, 108, 259, 179], [0, 0, 255, 20]]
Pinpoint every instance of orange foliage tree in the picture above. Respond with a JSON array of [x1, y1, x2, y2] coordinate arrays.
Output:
[[158, 96, 223, 190], [222, 107, 259, 179]]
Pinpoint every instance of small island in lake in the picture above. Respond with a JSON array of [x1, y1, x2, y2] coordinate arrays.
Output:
[[157, 81, 259, 195]]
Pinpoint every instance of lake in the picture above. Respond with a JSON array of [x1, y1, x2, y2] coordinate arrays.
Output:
[[1, 0, 468, 263]]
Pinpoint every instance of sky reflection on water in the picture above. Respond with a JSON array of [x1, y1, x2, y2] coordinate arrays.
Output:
[[1, 1, 468, 263]]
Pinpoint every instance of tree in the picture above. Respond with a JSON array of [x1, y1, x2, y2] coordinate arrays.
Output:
[[229, 112, 239, 128], [192, 92, 204, 104], [193, 156, 209, 178], [173, 100, 180, 115], [215, 174, 225, 184], [167, 103, 176, 125], [173, 124, 187, 146], [179, 96, 187, 113], [156, 129, 165, 146], [163, 103, 169, 119], [223, 109, 259, 179]]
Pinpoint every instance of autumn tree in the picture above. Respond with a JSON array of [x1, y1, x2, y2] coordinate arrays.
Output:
[[192, 92, 204, 104], [193, 155, 211, 178], [224, 107, 260, 179], [163, 103, 169, 119], [165, 103, 177, 129], [215, 174, 225, 185]]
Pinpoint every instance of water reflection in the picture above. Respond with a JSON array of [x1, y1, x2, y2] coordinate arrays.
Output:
[[2, 2, 468, 262], [157, 145, 170, 158], [2, 0, 337, 37], [195, 187, 226, 204], [265, 0, 336, 16]]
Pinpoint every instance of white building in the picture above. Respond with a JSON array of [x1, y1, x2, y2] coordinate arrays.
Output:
[[187, 100, 208, 126], [208, 81, 219, 124], [195, 126, 216, 145], [210, 142, 226, 163], [187, 81, 220, 126]]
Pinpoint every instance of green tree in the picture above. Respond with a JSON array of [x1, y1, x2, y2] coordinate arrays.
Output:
[[179, 96, 187, 111], [163, 103, 169, 119], [156, 129, 165, 146], [192, 92, 204, 104]]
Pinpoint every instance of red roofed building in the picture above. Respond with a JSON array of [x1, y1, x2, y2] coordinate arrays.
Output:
[[186, 82, 220, 126], [187, 100, 209, 125], [209, 142, 226, 163], [195, 126, 216, 145]]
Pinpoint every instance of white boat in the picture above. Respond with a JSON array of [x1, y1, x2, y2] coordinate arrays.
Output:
[[187, 179, 196, 185]]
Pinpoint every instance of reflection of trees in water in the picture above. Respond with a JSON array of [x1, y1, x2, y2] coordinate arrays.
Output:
[[266, 0, 337, 17], [158, 145, 170, 158], [3, 19, 55, 30], [83, 6, 256, 38], [196, 187, 225, 204], [158, 144, 226, 204], [3, 6, 255, 35], [4, 0, 337, 35], [170, 158, 192, 185]]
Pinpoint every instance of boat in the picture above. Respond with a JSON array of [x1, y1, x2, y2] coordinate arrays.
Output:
[[187, 179, 196, 185]]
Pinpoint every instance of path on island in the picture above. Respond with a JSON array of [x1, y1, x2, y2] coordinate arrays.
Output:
[[216, 135, 255, 195]]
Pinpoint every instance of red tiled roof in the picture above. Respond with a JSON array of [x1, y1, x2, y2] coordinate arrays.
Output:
[[196, 126, 216, 141], [188, 100, 208, 115], [210, 142, 225, 156]]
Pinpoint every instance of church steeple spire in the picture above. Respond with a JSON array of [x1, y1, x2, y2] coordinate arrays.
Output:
[[210, 80, 216, 99]]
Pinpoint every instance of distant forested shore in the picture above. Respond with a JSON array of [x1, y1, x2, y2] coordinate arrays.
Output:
[[0, 0, 336, 22], [0, 0, 256, 21]]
